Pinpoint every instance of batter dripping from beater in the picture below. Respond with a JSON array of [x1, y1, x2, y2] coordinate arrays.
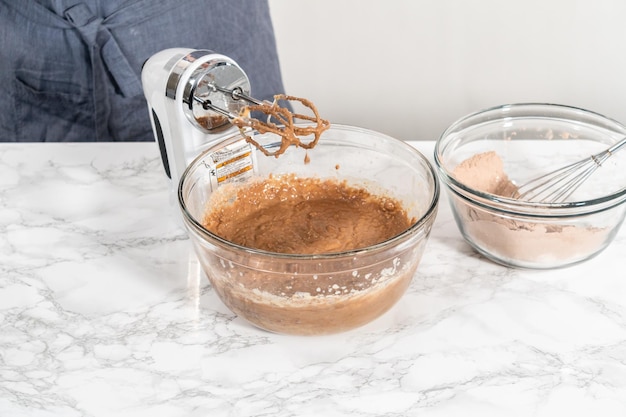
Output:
[[231, 94, 330, 157]]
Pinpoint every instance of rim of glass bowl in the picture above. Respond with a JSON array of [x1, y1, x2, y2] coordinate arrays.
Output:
[[178, 123, 440, 260], [434, 103, 626, 218]]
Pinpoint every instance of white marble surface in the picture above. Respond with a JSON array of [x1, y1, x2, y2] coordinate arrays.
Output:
[[1, 141, 626, 417]]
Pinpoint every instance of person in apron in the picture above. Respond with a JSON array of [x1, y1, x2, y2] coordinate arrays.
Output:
[[0, 0, 288, 142]]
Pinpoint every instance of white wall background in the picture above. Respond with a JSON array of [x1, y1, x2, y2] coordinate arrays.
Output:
[[269, 0, 626, 141]]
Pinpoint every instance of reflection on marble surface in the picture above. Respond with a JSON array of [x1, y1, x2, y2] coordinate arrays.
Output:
[[1, 142, 626, 416]]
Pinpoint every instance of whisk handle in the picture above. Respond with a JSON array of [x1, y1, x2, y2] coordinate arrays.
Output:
[[608, 136, 626, 154]]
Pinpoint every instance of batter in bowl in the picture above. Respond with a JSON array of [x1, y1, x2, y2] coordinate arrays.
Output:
[[203, 174, 414, 254]]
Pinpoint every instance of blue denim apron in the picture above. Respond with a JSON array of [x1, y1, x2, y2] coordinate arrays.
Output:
[[0, 0, 287, 141]]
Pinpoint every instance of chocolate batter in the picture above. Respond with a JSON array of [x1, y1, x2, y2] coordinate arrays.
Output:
[[193, 174, 425, 334], [203, 174, 414, 254]]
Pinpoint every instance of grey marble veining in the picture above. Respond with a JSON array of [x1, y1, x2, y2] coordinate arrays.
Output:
[[1, 142, 626, 417]]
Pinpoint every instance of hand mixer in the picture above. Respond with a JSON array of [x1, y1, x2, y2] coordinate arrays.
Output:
[[515, 136, 626, 203], [142, 48, 261, 196], [142, 48, 329, 202]]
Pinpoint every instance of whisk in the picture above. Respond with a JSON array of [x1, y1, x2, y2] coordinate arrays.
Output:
[[515, 136, 626, 203]]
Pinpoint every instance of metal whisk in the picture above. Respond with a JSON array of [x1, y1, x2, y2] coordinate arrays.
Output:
[[516, 136, 626, 203]]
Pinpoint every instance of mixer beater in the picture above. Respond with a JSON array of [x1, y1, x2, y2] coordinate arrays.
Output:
[[195, 87, 330, 158]]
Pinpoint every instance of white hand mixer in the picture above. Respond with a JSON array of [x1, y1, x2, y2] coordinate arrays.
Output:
[[142, 48, 258, 192], [142, 48, 328, 201]]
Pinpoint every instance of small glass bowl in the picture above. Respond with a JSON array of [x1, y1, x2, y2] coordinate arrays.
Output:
[[179, 124, 439, 334], [435, 103, 626, 269]]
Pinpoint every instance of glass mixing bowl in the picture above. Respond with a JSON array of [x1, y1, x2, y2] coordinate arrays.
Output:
[[435, 103, 626, 269], [179, 124, 439, 335]]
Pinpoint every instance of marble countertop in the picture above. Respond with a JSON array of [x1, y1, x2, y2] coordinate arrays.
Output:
[[2, 141, 626, 417]]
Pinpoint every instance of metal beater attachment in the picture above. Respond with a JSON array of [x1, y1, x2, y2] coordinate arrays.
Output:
[[194, 83, 331, 158], [193, 84, 263, 123]]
